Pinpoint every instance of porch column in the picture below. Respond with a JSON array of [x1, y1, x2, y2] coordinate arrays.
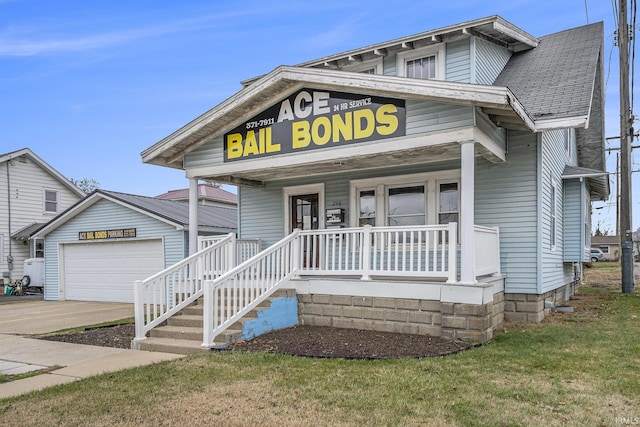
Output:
[[188, 178, 198, 256], [460, 141, 477, 285]]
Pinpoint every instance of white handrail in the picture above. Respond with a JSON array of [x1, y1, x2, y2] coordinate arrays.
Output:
[[133, 233, 235, 344], [202, 230, 300, 348], [298, 223, 458, 282]]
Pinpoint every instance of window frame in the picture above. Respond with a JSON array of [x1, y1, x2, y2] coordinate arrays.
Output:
[[436, 180, 459, 226], [283, 183, 325, 234], [396, 43, 445, 80], [386, 183, 427, 227], [349, 170, 460, 229], [43, 189, 59, 214]]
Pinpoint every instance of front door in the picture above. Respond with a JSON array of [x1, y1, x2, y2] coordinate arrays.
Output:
[[291, 193, 319, 231], [291, 193, 319, 268]]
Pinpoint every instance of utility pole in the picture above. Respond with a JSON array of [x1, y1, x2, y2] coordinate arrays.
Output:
[[618, 0, 635, 293]]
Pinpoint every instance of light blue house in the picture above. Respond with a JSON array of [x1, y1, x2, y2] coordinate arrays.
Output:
[[33, 190, 237, 303], [135, 16, 608, 350]]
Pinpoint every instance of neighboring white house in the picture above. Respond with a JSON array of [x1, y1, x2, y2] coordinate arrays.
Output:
[[135, 16, 609, 349], [0, 148, 85, 284]]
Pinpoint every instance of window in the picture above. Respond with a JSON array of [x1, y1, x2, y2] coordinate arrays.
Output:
[[44, 189, 59, 214], [406, 56, 436, 79], [387, 185, 426, 226], [599, 245, 610, 254], [438, 182, 459, 224], [34, 238, 44, 258], [358, 189, 376, 226], [397, 44, 445, 80], [350, 170, 460, 228]]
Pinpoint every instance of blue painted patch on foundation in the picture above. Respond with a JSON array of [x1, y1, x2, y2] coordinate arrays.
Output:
[[240, 297, 299, 341]]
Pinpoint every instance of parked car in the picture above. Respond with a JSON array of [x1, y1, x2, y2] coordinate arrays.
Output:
[[590, 248, 606, 262]]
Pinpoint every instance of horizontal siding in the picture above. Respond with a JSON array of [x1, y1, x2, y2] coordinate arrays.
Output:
[[0, 156, 82, 280], [474, 38, 512, 85], [184, 136, 224, 168], [540, 130, 569, 293], [239, 161, 459, 248], [475, 131, 538, 293], [238, 185, 284, 249], [383, 52, 396, 76], [563, 179, 584, 261], [406, 100, 474, 135], [446, 39, 471, 83], [43, 199, 184, 300]]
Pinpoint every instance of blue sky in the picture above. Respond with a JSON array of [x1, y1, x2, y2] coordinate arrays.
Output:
[[0, 0, 635, 233]]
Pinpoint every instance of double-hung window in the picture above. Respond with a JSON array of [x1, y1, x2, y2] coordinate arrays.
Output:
[[438, 182, 459, 225], [44, 189, 59, 214], [397, 44, 445, 80], [358, 189, 376, 226]]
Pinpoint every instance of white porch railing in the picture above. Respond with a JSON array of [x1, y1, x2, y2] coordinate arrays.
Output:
[[474, 225, 501, 277], [133, 233, 236, 344], [134, 224, 500, 349], [201, 230, 300, 348], [299, 224, 459, 283], [199, 236, 261, 264]]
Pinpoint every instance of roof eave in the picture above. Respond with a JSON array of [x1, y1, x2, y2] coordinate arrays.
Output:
[[142, 66, 536, 169]]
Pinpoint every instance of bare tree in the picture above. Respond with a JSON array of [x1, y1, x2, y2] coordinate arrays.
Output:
[[70, 177, 100, 193]]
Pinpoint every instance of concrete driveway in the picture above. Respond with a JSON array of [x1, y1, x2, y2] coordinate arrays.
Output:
[[0, 300, 134, 335], [0, 300, 182, 399]]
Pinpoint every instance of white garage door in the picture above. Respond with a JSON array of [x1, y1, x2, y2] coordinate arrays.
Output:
[[63, 239, 164, 303]]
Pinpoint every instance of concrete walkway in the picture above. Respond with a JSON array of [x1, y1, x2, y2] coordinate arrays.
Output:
[[0, 300, 183, 399]]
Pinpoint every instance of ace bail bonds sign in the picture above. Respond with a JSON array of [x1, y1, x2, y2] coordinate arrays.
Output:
[[224, 89, 406, 162]]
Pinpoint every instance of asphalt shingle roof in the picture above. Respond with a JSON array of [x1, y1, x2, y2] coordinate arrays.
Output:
[[100, 190, 237, 230], [494, 22, 603, 122]]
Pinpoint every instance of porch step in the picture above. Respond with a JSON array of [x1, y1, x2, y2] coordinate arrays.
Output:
[[150, 325, 202, 341], [139, 291, 294, 354], [137, 337, 214, 355]]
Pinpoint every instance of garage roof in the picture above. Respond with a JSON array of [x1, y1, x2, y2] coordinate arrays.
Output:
[[32, 189, 237, 238]]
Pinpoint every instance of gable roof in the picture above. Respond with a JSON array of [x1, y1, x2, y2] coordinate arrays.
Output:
[[33, 189, 237, 238], [0, 148, 86, 198], [141, 65, 533, 169], [591, 235, 620, 245], [141, 17, 606, 177], [494, 22, 603, 125], [156, 184, 238, 204]]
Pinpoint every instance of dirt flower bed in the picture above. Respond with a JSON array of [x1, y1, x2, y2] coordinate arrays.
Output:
[[39, 323, 471, 358], [223, 325, 471, 359]]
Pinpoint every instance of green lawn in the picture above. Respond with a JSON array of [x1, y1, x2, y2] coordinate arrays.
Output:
[[1, 265, 638, 426]]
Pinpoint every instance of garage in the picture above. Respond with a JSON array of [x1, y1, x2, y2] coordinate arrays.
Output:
[[33, 189, 237, 302], [62, 239, 164, 303]]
